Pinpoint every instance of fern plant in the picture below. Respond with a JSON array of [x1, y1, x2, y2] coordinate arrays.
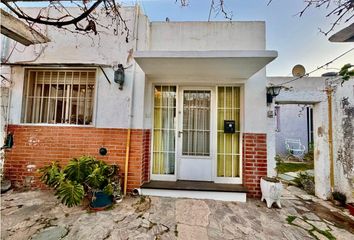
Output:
[[38, 156, 119, 207]]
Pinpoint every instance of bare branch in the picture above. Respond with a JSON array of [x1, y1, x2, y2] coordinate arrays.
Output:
[[1, 0, 104, 27], [295, 0, 354, 34]]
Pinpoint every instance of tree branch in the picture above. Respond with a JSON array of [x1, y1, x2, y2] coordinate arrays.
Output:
[[1, 0, 104, 27]]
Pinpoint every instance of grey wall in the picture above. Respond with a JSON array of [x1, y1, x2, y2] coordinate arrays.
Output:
[[275, 104, 310, 155]]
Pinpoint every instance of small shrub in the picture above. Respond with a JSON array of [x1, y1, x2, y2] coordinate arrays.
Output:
[[294, 172, 315, 195], [38, 156, 120, 207], [303, 143, 314, 162], [332, 191, 347, 206]]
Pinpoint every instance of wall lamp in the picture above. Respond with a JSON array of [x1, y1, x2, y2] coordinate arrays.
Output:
[[114, 64, 125, 90], [266, 85, 282, 105]]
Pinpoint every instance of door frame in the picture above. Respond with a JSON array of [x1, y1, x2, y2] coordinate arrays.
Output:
[[213, 85, 244, 184], [176, 86, 216, 181], [149, 84, 243, 184]]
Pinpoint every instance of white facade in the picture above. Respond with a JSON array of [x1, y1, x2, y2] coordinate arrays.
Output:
[[1, 5, 278, 193]]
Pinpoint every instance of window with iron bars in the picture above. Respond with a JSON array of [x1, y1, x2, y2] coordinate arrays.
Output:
[[22, 69, 96, 125]]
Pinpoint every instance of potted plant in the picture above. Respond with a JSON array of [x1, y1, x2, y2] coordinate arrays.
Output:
[[260, 177, 283, 208], [331, 191, 347, 207], [39, 156, 121, 209]]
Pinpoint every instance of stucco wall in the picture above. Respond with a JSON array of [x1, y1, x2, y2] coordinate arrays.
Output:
[[4, 6, 150, 130], [332, 79, 354, 202], [268, 76, 354, 200], [150, 21, 265, 51]]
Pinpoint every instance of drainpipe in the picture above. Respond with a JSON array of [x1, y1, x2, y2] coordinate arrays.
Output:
[[123, 4, 140, 196], [325, 87, 335, 192]]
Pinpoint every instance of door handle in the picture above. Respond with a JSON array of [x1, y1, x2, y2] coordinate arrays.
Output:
[[178, 131, 183, 138]]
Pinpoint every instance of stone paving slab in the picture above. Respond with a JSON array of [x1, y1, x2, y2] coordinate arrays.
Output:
[[1, 186, 354, 240]]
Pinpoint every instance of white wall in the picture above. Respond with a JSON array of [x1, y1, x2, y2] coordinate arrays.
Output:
[[268, 76, 354, 200], [150, 21, 265, 51], [5, 6, 150, 130], [332, 79, 354, 202], [6, 10, 270, 133]]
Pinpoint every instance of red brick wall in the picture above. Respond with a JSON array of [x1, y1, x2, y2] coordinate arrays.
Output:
[[5, 125, 268, 198], [4, 125, 150, 192], [243, 133, 267, 198]]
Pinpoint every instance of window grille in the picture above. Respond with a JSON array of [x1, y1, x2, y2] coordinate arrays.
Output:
[[217, 86, 241, 178], [22, 69, 96, 125]]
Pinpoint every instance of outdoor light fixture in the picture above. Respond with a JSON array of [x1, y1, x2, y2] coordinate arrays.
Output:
[[266, 85, 282, 105], [114, 64, 125, 90]]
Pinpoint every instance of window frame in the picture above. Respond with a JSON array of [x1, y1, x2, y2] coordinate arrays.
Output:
[[20, 67, 98, 127]]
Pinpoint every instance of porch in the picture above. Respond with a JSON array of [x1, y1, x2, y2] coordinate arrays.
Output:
[[140, 180, 248, 202]]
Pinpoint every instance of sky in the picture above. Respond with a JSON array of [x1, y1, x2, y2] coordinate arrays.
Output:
[[5, 0, 353, 76], [132, 0, 353, 76]]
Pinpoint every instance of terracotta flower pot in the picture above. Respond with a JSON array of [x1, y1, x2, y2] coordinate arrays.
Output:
[[347, 203, 354, 216]]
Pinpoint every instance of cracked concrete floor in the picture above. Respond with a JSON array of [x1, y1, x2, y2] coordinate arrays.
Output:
[[1, 185, 354, 240]]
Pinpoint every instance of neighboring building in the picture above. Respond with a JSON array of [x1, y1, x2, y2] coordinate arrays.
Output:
[[269, 77, 326, 156], [1, 6, 277, 201]]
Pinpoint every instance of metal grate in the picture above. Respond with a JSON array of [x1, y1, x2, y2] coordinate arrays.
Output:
[[217, 86, 241, 178], [22, 69, 96, 125]]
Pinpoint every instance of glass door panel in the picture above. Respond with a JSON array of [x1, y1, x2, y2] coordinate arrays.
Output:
[[152, 86, 176, 175], [217, 86, 241, 178], [182, 90, 211, 156]]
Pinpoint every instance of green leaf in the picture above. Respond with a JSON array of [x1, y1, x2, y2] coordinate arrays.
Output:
[[86, 165, 106, 189], [339, 63, 353, 85], [64, 156, 96, 182], [38, 162, 62, 188], [55, 181, 85, 207], [103, 183, 114, 195]]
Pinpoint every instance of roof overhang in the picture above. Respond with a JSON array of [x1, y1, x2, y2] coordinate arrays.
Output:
[[1, 9, 50, 46], [134, 50, 277, 80], [329, 23, 354, 42]]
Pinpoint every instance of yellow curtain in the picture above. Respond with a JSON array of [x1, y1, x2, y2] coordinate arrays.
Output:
[[217, 87, 241, 178], [152, 86, 176, 175], [152, 86, 163, 174]]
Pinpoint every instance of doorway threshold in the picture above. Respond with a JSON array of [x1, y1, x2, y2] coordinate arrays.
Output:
[[140, 180, 248, 202]]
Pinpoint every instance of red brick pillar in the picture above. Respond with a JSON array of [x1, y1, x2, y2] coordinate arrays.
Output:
[[243, 133, 267, 198]]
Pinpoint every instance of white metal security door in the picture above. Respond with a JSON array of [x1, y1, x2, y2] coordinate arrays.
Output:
[[177, 88, 215, 181]]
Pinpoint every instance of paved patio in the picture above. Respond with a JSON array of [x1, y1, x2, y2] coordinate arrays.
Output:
[[1, 185, 354, 240]]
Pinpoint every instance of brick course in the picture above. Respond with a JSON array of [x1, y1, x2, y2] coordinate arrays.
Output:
[[243, 133, 268, 198], [4, 125, 150, 192]]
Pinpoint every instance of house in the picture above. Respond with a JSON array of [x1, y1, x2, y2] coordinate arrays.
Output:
[[1, 5, 277, 202]]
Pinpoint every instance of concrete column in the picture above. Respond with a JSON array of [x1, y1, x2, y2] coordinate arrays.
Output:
[[267, 104, 277, 177], [313, 101, 331, 199]]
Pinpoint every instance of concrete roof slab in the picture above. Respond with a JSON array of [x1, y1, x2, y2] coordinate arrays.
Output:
[[134, 50, 277, 80]]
